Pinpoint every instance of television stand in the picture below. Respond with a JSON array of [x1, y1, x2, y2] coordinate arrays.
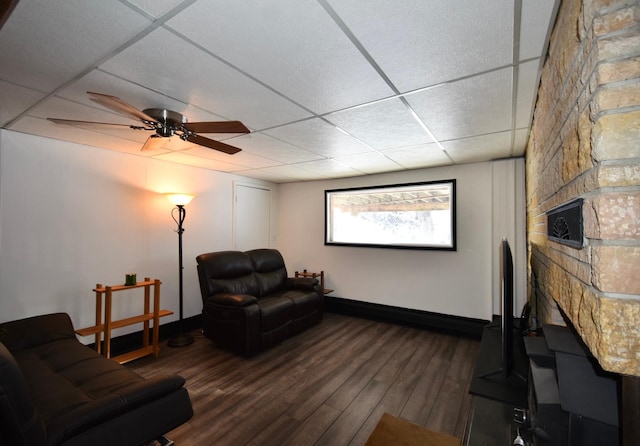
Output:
[[469, 318, 528, 407], [477, 320, 527, 382]]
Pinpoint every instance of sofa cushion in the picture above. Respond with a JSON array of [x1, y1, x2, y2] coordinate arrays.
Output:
[[247, 249, 287, 296], [0, 342, 47, 446], [268, 289, 322, 318], [258, 297, 294, 332]]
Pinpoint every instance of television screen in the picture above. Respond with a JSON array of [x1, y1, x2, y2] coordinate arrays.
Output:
[[501, 238, 514, 377]]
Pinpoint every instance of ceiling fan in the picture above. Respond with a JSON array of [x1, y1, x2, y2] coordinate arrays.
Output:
[[48, 92, 249, 154]]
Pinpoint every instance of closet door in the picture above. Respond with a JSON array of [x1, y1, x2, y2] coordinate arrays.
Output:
[[233, 182, 271, 251]]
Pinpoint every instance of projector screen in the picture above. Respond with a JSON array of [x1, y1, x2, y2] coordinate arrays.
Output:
[[325, 179, 456, 251]]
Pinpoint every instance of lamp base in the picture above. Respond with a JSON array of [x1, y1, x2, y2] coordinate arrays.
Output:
[[167, 332, 194, 348]]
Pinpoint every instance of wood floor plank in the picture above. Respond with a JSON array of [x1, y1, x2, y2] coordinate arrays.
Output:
[[427, 337, 477, 434], [128, 312, 480, 445], [283, 404, 341, 446], [348, 329, 446, 445]]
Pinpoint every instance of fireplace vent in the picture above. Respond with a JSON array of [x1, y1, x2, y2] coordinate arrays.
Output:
[[547, 198, 583, 248]]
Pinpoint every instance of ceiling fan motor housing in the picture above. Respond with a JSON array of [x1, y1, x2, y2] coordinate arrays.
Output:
[[144, 108, 188, 137]]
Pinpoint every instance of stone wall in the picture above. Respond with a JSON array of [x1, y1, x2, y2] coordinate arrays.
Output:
[[526, 0, 640, 376]]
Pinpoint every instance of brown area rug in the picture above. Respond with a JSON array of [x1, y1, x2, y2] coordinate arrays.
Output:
[[365, 413, 461, 446]]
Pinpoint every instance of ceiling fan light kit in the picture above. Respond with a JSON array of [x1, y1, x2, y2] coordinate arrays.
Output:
[[48, 92, 249, 154]]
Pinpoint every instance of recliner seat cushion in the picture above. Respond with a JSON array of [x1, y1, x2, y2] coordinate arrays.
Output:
[[267, 289, 321, 318], [258, 297, 294, 332]]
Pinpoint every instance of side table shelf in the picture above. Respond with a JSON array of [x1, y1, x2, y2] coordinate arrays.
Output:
[[75, 278, 173, 364], [294, 269, 333, 295]]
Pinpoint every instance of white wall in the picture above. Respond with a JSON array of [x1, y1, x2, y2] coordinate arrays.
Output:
[[0, 129, 526, 331], [276, 160, 526, 321], [0, 130, 277, 338], [491, 158, 527, 316]]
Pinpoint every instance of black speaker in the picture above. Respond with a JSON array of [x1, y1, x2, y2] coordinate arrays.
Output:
[[528, 361, 568, 445]]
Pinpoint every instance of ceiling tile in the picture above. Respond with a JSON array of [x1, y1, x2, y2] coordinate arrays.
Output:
[[406, 68, 513, 141], [516, 59, 542, 128], [258, 164, 330, 182], [264, 118, 372, 157], [154, 151, 246, 172], [0, 81, 46, 127], [55, 70, 231, 124], [99, 27, 312, 130], [295, 158, 364, 178], [333, 151, 403, 175], [442, 132, 512, 164], [184, 146, 282, 169], [0, 0, 150, 91], [231, 133, 323, 164], [520, 0, 559, 60], [325, 98, 435, 149], [165, 0, 395, 113], [233, 168, 298, 183], [125, 0, 188, 19], [326, 0, 514, 92], [382, 143, 451, 169]]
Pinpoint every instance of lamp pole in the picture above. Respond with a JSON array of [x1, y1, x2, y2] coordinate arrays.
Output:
[[166, 194, 196, 347]]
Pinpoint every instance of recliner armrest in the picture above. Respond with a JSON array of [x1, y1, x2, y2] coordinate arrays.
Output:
[[284, 277, 319, 290], [208, 293, 258, 307]]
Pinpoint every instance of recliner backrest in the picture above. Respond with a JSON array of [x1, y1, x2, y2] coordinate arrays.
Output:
[[196, 251, 259, 299], [247, 249, 287, 297]]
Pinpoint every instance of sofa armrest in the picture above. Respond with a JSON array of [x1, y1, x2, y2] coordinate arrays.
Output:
[[0, 313, 76, 352], [284, 277, 319, 290], [208, 293, 258, 307]]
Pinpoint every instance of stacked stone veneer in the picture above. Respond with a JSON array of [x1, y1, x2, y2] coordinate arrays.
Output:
[[526, 0, 640, 376]]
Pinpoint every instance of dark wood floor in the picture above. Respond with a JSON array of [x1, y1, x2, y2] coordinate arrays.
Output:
[[128, 313, 480, 446]]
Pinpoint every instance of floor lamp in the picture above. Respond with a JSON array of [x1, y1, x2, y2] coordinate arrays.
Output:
[[165, 193, 196, 347]]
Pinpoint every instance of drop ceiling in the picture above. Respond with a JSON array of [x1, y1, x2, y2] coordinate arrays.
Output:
[[1, 0, 559, 183]]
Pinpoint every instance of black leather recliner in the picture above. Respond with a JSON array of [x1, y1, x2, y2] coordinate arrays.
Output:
[[196, 249, 324, 356]]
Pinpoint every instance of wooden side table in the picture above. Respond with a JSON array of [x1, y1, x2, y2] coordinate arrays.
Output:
[[295, 269, 333, 294], [75, 278, 173, 364]]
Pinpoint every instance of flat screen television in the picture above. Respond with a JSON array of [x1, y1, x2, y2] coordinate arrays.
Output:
[[479, 237, 515, 379], [500, 237, 514, 378]]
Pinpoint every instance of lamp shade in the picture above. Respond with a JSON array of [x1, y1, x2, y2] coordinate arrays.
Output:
[[164, 193, 196, 206]]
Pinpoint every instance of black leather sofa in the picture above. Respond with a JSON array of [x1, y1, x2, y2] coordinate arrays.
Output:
[[0, 313, 193, 446], [196, 249, 324, 356]]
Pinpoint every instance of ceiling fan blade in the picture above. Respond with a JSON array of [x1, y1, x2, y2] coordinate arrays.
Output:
[[141, 135, 166, 151], [187, 134, 242, 154], [47, 118, 147, 130], [87, 92, 156, 123], [183, 121, 250, 134]]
